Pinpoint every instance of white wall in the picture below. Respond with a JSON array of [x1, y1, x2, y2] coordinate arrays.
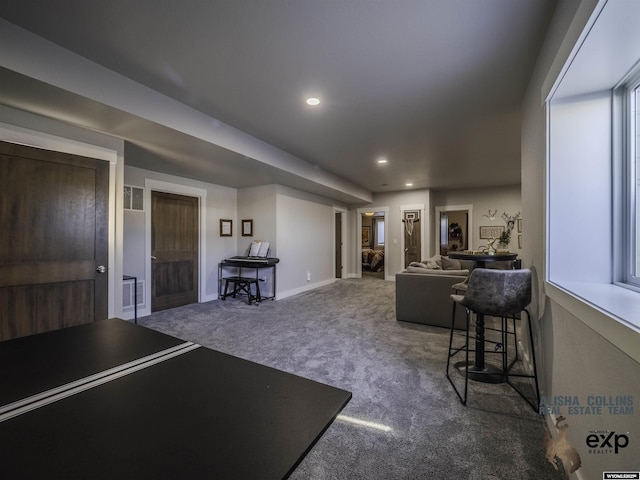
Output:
[[123, 165, 237, 317], [348, 187, 521, 278], [432, 185, 522, 256], [237, 184, 277, 256], [359, 190, 431, 278], [523, 0, 640, 476], [275, 186, 337, 297]]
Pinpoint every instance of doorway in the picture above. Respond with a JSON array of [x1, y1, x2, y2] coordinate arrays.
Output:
[[0, 141, 109, 340], [402, 210, 422, 268], [435, 204, 473, 256], [361, 211, 385, 279], [335, 211, 343, 278], [151, 191, 199, 311]]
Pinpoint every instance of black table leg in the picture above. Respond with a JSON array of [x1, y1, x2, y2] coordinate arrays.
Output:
[[467, 312, 505, 383]]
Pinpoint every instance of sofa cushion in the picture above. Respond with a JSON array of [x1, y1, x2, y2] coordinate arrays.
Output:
[[405, 266, 469, 275], [408, 261, 438, 269], [418, 255, 443, 270], [441, 256, 462, 270]]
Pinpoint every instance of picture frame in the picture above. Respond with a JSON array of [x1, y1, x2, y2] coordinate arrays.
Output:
[[479, 225, 505, 239], [362, 226, 371, 247], [220, 219, 232, 237], [241, 219, 253, 237], [517, 218, 522, 233], [518, 234, 522, 249]]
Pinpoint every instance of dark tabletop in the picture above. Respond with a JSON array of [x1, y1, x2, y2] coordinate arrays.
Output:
[[447, 251, 518, 263], [0, 319, 351, 479]]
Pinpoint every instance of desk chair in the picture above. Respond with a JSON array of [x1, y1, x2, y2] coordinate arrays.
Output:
[[446, 268, 540, 411]]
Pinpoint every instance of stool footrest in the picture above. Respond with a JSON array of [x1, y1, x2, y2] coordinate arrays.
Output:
[[224, 276, 258, 283]]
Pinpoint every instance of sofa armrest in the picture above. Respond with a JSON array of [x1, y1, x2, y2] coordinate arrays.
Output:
[[395, 271, 468, 329]]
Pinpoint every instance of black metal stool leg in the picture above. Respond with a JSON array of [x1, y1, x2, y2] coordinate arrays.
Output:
[[446, 305, 470, 406]]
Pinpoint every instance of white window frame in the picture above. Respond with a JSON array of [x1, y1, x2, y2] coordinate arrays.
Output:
[[376, 218, 385, 247], [544, 0, 640, 363], [615, 72, 640, 290]]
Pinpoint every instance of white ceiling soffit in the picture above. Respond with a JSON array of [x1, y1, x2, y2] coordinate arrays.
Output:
[[0, 1, 557, 201], [0, 20, 371, 205]]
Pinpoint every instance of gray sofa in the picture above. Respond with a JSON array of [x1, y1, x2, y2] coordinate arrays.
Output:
[[395, 269, 469, 329], [395, 255, 515, 329]]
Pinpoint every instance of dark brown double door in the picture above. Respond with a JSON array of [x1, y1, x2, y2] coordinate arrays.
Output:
[[0, 141, 109, 341], [151, 191, 199, 312]]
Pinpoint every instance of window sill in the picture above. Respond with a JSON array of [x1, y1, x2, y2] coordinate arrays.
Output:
[[545, 281, 640, 363]]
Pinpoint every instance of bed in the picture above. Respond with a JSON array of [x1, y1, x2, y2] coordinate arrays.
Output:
[[362, 249, 384, 272]]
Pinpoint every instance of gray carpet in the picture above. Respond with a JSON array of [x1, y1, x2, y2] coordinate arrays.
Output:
[[139, 277, 565, 480]]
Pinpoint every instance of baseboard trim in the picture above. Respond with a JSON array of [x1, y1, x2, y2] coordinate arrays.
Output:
[[276, 278, 336, 300]]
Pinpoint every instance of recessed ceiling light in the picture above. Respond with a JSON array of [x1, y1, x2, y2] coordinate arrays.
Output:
[[405, 182, 413, 187], [306, 97, 320, 106], [377, 158, 388, 164]]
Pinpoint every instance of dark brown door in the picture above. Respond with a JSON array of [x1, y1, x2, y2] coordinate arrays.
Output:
[[151, 191, 198, 311], [335, 212, 342, 278], [403, 211, 421, 267], [0, 141, 109, 341]]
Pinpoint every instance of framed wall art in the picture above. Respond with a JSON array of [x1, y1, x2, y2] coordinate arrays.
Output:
[[242, 219, 253, 237], [362, 226, 371, 247], [220, 219, 232, 237], [479, 225, 505, 239]]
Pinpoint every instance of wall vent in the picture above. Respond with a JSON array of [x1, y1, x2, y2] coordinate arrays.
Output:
[[122, 279, 144, 308]]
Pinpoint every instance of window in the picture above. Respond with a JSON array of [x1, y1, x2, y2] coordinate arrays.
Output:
[[545, 0, 640, 353], [615, 70, 640, 291], [632, 80, 640, 286], [376, 218, 385, 246]]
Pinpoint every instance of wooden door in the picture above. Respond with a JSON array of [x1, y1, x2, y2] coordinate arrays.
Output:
[[0, 141, 109, 341], [403, 211, 421, 267], [151, 191, 198, 311], [334, 212, 342, 278]]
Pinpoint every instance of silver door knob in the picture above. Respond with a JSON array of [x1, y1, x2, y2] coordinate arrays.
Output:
[[151, 256, 157, 260], [96, 265, 106, 273]]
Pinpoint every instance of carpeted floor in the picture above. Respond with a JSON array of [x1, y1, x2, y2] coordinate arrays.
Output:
[[139, 277, 565, 480]]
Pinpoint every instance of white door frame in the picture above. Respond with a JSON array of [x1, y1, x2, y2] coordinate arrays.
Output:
[[334, 206, 348, 279], [434, 204, 473, 255], [400, 203, 426, 266], [145, 178, 208, 317], [357, 206, 389, 278]]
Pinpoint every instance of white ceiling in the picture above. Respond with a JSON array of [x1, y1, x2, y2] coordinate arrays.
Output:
[[0, 0, 557, 205]]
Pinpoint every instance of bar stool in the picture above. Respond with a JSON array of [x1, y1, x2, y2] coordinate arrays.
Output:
[[446, 268, 540, 412], [451, 274, 519, 374]]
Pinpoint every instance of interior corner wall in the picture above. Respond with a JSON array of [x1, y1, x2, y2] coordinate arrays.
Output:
[[123, 165, 237, 315], [237, 185, 277, 256], [275, 186, 337, 298], [431, 185, 522, 255], [364, 190, 431, 276], [522, 0, 640, 476]]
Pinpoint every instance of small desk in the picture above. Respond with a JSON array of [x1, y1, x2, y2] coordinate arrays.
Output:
[[447, 251, 518, 383], [219, 257, 279, 304]]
